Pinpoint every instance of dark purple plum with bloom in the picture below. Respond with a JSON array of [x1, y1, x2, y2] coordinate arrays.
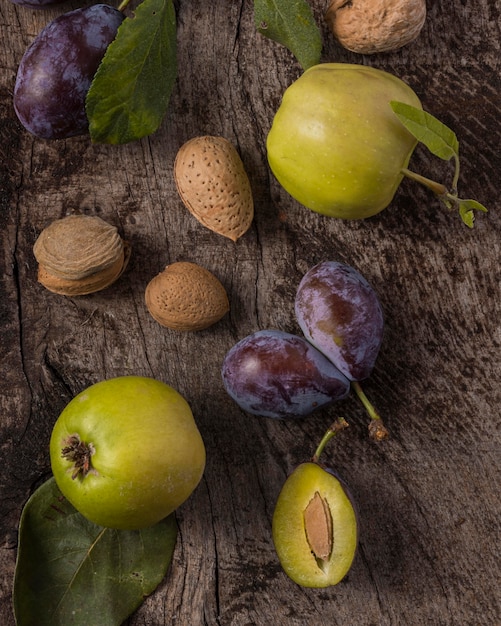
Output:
[[221, 329, 350, 419], [13, 4, 124, 139], [295, 261, 384, 382]]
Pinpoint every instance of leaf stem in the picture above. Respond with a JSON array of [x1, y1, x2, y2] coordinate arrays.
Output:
[[312, 418, 349, 463], [401, 166, 487, 227], [451, 153, 460, 195], [351, 382, 389, 441]]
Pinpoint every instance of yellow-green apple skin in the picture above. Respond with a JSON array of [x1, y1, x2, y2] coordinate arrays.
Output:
[[50, 376, 206, 530], [266, 63, 423, 219], [272, 462, 358, 587]]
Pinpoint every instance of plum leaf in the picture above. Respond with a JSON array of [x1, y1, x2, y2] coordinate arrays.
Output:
[[254, 0, 322, 70], [86, 0, 177, 144], [13, 478, 178, 626]]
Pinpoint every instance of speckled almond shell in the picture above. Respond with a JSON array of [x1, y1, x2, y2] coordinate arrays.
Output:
[[145, 261, 229, 331], [325, 0, 426, 54], [174, 136, 254, 242]]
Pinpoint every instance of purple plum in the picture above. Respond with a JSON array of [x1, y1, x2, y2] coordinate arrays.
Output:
[[295, 261, 384, 381], [13, 4, 124, 139], [221, 329, 350, 419]]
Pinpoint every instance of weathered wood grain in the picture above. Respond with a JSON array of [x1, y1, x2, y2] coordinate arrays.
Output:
[[1, 1, 500, 625]]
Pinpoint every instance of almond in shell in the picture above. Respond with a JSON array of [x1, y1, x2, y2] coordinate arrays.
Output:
[[145, 261, 229, 331], [174, 136, 254, 242], [33, 214, 130, 296]]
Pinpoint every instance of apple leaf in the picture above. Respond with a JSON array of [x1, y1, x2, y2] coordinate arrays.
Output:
[[86, 0, 177, 144], [13, 477, 178, 626], [392, 101, 488, 227], [254, 0, 322, 70], [458, 199, 488, 228], [390, 101, 460, 162]]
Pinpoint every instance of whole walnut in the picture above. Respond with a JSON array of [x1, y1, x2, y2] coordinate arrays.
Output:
[[325, 0, 426, 54]]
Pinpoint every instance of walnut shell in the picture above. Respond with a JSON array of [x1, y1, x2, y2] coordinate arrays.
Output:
[[174, 136, 254, 242], [325, 0, 426, 54], [33, 214, 130, 296], [145, 261, 229, 331]]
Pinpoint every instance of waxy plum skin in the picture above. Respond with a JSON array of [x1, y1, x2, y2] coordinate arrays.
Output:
[[295, 261, 384, 381], [13, 5, 124, 139], [221, 330, 350, 419]]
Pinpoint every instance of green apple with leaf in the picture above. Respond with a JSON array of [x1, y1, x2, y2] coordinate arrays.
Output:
[[50, 376, 206, 530], [266, 63, 487, 227]]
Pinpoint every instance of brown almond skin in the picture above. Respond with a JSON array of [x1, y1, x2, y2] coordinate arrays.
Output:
[[174, 136, 254, 242], [325, 0, 426, 54], [37, 246, 130, 296], [33, 214, 125, 279], [145, 261, 229, 331], [33, 215, 130, 296]]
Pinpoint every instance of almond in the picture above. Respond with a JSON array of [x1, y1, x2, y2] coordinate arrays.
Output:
[[145, 261, 229, 331], [303, 491, 333, 562], [174, 136, 254, 242], [33, 214, 130, 296]]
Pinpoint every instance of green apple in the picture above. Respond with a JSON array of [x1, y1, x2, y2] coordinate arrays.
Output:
[[266, 63, 422, 219], [50, 376, 206, 530]]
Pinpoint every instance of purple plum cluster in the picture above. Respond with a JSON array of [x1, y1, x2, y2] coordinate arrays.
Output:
[[221, 261, 384, 419], [13, 4, 123, 139]]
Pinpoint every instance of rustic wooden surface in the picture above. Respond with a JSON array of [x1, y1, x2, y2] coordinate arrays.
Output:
[[1, 0, 500, 624]]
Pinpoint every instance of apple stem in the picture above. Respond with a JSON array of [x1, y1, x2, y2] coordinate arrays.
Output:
[[312, 418, 349, 463], [401, 167, 449, 196], [351, 382, 389, 441], [61, 434, 96, 480], [401, 162, 487, 228], [401, 166, 466, 212]]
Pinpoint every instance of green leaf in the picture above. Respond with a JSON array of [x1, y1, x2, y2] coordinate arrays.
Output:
[[390, 101, 460, 161], [459, 198, 488, 228], [254, 0, 322, 70], [13, 478, 178, 626], [86, 0, 177, 144]]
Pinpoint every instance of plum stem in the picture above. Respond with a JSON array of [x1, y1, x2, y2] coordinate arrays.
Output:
[[312, 418, 349, 463], [351, 382, 389, 441], [117, 0, 132, 12]]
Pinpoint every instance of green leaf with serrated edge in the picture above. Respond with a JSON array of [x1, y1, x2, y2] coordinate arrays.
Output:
[[254, 0, 322, 70], [86, 0, 177, 144], [390, 101, 460, 161], [13, 478, 177, 626]]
